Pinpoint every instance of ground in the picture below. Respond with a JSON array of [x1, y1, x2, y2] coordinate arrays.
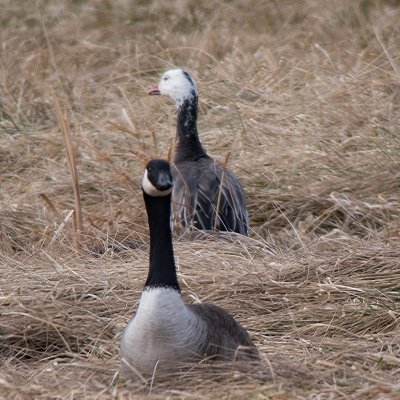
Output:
[[1, 0, 400, 399]]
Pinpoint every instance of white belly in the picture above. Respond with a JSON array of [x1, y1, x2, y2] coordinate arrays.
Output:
[[120, 288, 205, 376]]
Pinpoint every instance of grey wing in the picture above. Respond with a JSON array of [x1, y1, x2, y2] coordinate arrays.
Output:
[[187, 303, 259, 361], [211, 163, 248, 235], [172, 164, 209, 230], [193, 161, 248, 234], [172, 160, 248, 235]]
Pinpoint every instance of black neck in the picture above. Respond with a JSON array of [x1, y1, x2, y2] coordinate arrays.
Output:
[[143, 191, 180, 291], [174, 96, 209, 163]]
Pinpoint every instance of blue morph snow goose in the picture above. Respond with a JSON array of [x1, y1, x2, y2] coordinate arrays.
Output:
[[119, 159, 259, 376], [148, 69, 249, 235]]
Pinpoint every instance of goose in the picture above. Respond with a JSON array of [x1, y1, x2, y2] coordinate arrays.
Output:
[[120, 159, 259, 377], [148, 69, 249, 235]]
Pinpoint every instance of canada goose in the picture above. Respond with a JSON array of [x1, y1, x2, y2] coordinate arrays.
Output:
[[148, 69, 249, 235], [120, 159, 259, 376]]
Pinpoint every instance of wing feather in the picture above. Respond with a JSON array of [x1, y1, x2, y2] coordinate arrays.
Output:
[[172, 159, 248, 235], [187, 302, 259, 361]]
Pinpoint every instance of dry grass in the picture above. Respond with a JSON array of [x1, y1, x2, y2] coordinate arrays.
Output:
[[1, 0, 400, 398]]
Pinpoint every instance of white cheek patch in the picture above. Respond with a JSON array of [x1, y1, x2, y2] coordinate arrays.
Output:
[[142, 169, 173, 197]]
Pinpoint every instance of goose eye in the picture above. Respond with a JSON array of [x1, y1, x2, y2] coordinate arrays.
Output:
[[163, 76, 169, 81]]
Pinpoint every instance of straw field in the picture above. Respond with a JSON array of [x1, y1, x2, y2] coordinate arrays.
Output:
[[1, 0, 400, 398]]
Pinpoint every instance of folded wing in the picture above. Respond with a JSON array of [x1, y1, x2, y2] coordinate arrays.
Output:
[[172, 159, 248, 235]]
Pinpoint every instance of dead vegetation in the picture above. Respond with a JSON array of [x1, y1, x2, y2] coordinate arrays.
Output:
[[1, 0, 400, 398]]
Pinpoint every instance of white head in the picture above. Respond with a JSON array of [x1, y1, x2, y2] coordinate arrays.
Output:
[[142, 159, 174, 197], [148, 69, 198, 108]]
